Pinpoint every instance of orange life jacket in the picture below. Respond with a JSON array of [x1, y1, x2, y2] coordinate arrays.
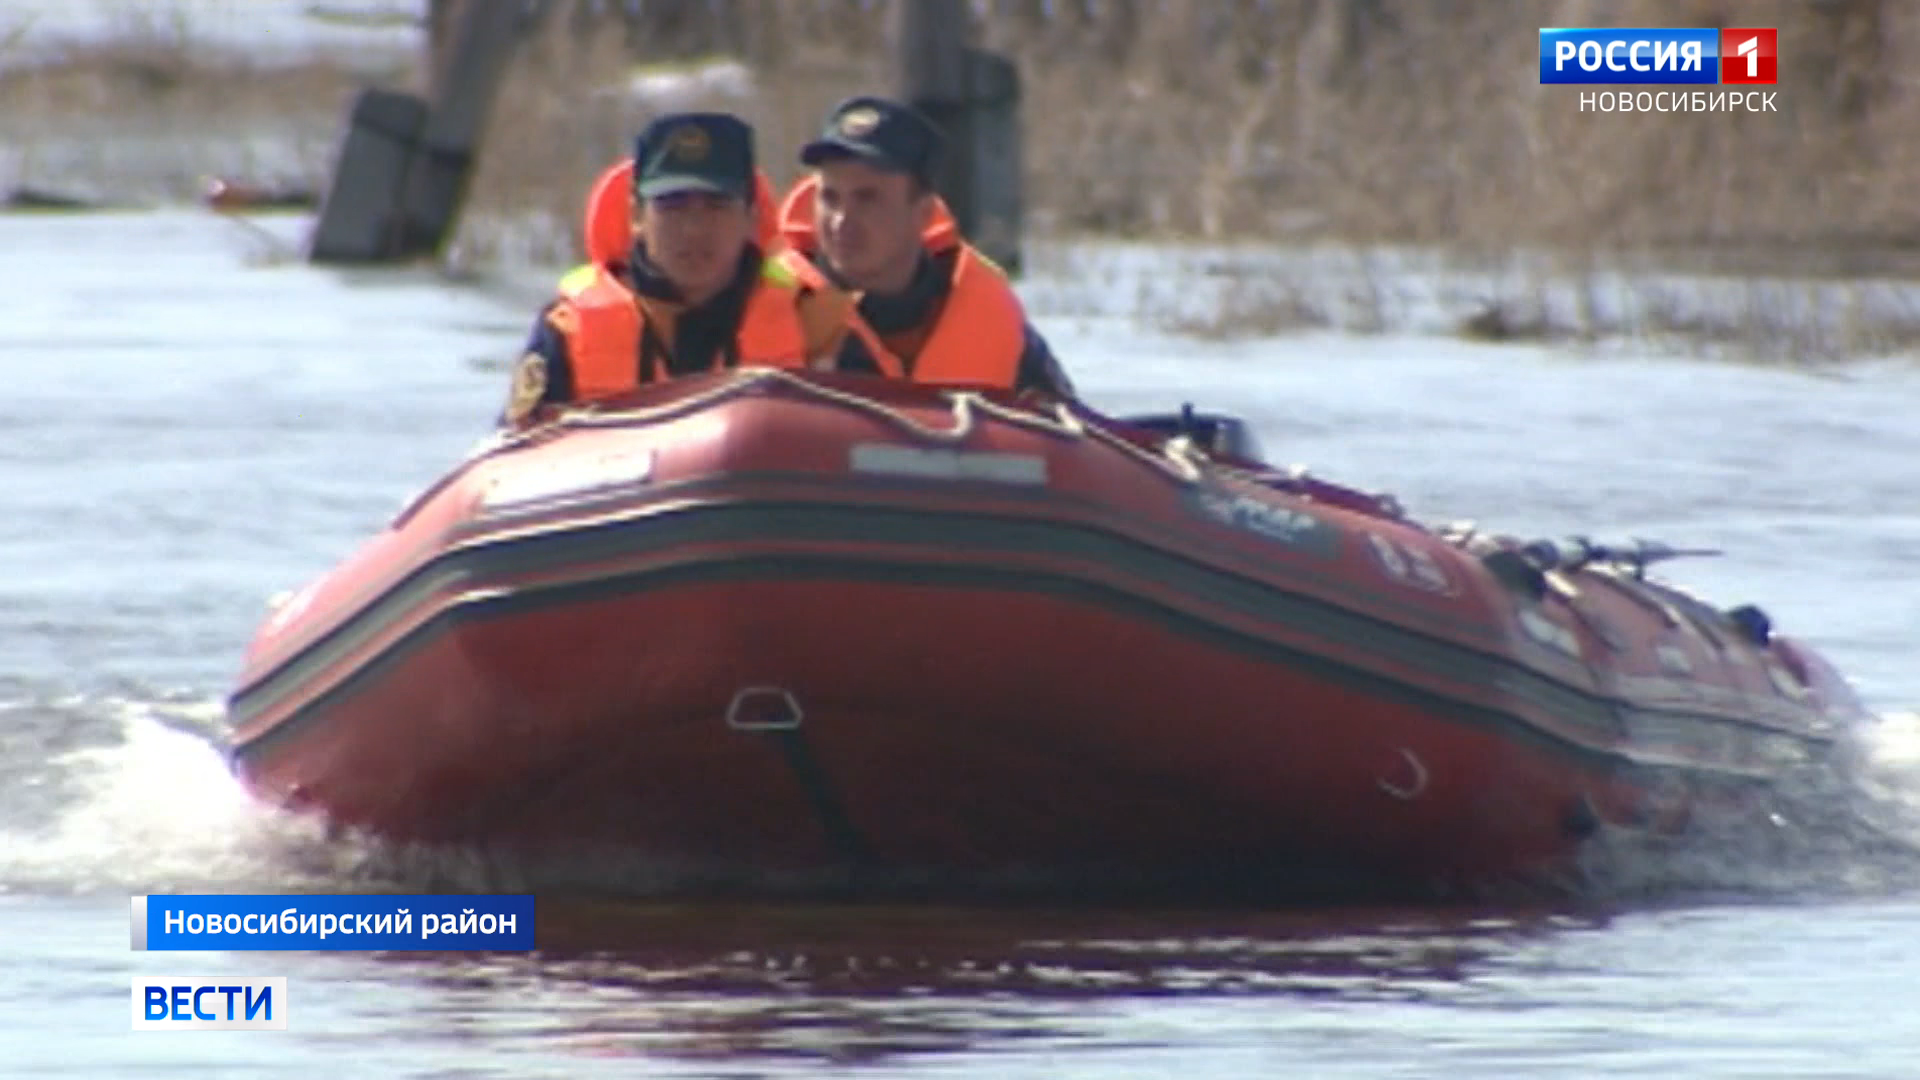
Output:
[[775, 174, 1025, 390], [549, 256, 828, 400]]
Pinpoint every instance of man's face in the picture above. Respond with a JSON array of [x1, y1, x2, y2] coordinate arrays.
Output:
[[637, 190, 753, 301], [813, 158, 932, 289]]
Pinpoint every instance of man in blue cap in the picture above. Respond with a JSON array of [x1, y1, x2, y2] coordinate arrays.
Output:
[[501, 112, 855, 427], [774, 96, 1074, 398]]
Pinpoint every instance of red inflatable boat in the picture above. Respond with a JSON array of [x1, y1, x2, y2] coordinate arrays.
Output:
[[222, 369, 1871, 899]]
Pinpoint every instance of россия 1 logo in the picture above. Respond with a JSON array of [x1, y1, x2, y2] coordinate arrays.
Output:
[[1718, 29, 1778, 85], [1539, 28, 1777, 85]]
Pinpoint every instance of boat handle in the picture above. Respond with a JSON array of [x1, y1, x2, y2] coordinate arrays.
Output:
[[725, 686, 804, 732]]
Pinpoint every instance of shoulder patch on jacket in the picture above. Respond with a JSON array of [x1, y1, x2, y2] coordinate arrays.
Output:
[[504, 351, 548, 425]]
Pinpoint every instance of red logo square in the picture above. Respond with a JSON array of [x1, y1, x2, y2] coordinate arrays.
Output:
[[1721, 28, 1777, 85]]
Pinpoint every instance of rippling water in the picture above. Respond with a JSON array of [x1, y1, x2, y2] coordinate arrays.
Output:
[[5, 209, 1920, 1077]]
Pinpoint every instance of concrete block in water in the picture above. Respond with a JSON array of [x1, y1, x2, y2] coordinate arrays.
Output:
[[308, 88, 429, 264]]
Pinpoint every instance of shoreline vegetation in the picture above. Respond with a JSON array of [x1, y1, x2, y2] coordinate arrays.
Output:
[[6, 0, 1920, 363]]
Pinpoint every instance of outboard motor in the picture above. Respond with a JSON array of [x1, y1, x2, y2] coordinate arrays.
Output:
[[1119, 403, 1267, 464]]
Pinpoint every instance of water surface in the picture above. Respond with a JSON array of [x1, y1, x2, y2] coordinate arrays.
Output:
[[4, 209, 1918, 1077]]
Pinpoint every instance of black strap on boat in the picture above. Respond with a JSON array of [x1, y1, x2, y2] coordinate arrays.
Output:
[[763, 729, 875, 869]]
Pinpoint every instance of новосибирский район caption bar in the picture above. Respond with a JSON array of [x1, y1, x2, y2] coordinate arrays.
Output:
[[130, 894, 537, 951]]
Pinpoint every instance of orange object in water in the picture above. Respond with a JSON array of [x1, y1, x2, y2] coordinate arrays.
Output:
[[583, 159, 779, 265], [201, 176, 317, 212], [776, 172, 959, 255]]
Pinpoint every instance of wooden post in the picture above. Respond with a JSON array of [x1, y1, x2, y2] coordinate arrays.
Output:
[[426, 0, 464, 99], [892, 0, 972, 103], [395, 0, 532, 258], [311, 0, 540, 263], [890, 0, 1025, 275]]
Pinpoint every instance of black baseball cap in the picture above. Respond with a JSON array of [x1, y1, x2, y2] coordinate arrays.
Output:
[[799, 96, 943, 183], [632, 112, 756, 200]]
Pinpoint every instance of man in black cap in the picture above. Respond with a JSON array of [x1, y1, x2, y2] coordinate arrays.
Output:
[[774, 95, 1075, 398], [500, 111, 855, 427]]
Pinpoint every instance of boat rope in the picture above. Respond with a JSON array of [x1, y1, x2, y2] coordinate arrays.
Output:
[[481, 367, 1207, 486]]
